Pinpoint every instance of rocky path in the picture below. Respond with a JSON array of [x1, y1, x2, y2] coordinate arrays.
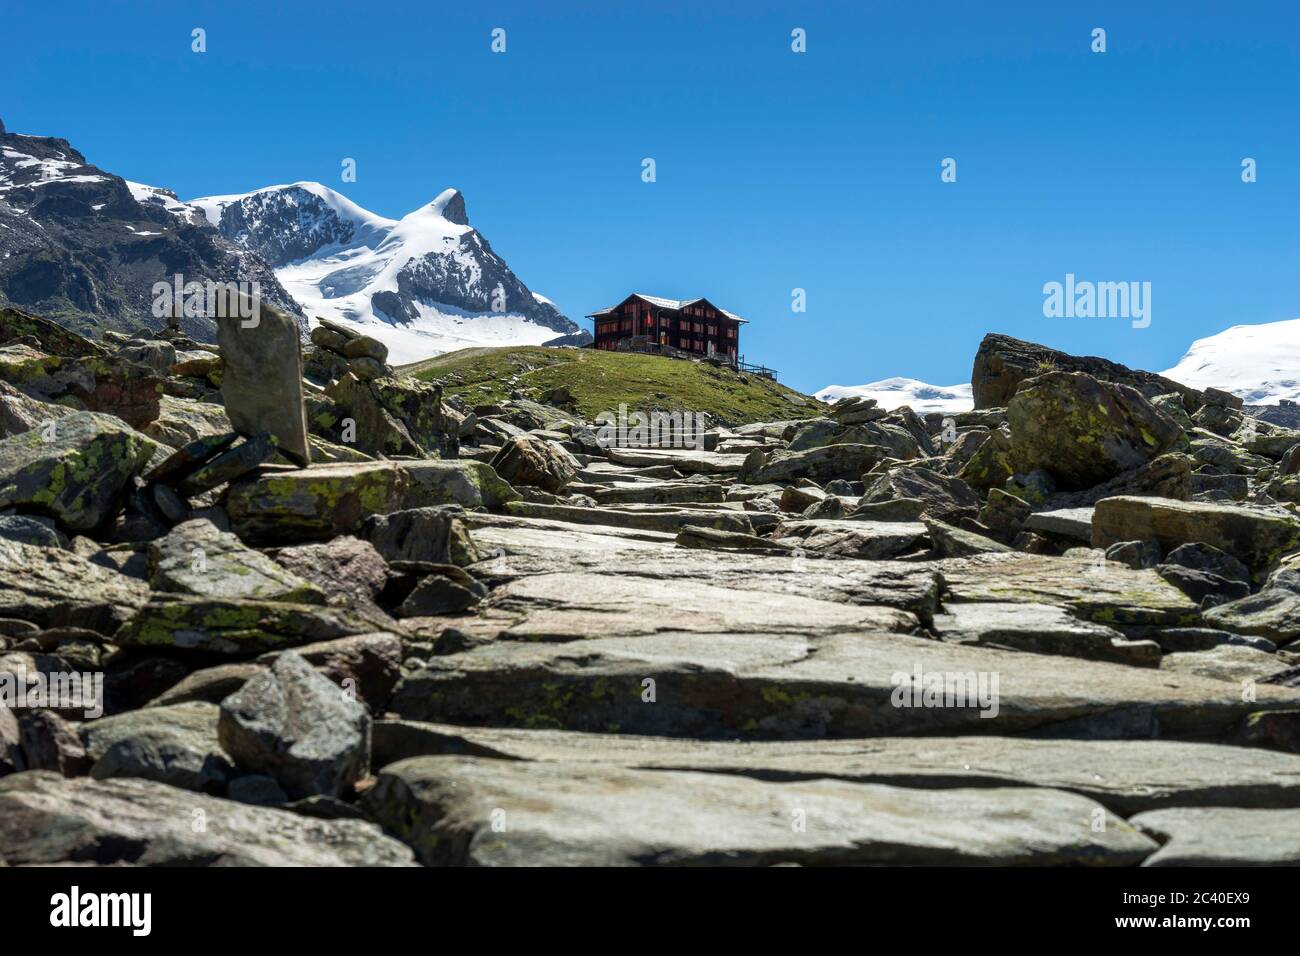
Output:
[[2, 311, 1300, 866]]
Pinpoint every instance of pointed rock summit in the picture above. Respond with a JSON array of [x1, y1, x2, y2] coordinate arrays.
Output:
[[428, 188, 468, 225]]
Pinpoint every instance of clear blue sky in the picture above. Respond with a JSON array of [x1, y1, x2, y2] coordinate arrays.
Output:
[[6, 0, 1299, 394]]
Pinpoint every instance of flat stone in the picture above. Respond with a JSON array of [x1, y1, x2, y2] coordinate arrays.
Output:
[[148, 518, 326, 603], [504, 500, 755, 535], [933, 602, 1158, 666], [372, 721, 1300, 816], [146, 662, 265, 707], [938, 552, 1201, 626], [0, 540, 149, 633], [113, 595, 392, 655], [176, 432, 276, 495], [593, 481, 725, 505], [465, 567, 915, 643], [774, 518, 928, 559], [1130, 807, 1300, 865], [0, 771, 414, 865], [363, 755, 1155, 866], [401, 459, 520, 510], [142, 431, 239, 485], [215, 294, 311, 466], [1092, 496, 1300, 575], [389, 629, 1300, 739], [1024, 507, 1094, 542], [1161, 644, 1293, 683], [606, 446, 746, 475]]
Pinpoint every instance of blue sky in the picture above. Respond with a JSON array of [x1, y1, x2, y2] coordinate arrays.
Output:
[[5, 0, 1299, 395]]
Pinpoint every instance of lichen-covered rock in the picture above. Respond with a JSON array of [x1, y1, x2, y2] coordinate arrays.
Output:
[[402, 459, 520, 511], [148, 518, 327, 603], [0, 410, 157, 531], [0, 306, 107, 358], [113, 595, 391, 655], [226, 461, 410, 544], [0, 540, 150, 632], [0, 348, 163, 429], [1008, 371, 1185, 491]]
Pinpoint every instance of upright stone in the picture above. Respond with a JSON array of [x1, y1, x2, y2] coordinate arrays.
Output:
[[215, 291, 311, 466]]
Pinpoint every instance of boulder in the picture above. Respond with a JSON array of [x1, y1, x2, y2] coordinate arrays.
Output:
[[490, 434, 577, 493], [226, 462, 410, 544], [80, 701, 232, 792], [0, 410, 157, 531], [1092, 497, 1300, 576], [860, 465, 981, 523], [971, 332, 1199, 410], [113, 595, 391, 655], [218, 651, 371, 799], [741, 444, 886, 485], [0, 540, 150, 633], [1008, 372, 1184, 490], [214, 294, 311, 466], [148, 518, 326, 603]]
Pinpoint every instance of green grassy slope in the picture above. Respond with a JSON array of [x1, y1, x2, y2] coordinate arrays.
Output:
[[399, 346, 825, 426]]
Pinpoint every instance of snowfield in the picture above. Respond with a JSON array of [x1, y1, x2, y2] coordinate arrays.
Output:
[[816, 377, 974, 414], [1162, 317, 1300, 405]]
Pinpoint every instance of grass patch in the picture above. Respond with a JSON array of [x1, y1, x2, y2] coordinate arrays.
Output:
[[399, 346, 825, 426]]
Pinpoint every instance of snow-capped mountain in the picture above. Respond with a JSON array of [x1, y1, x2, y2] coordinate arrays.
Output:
[[186, 182, 586, 364], [817, 377, 974, 414], [1162, 317, 1300, 405], [0, 117, 303, 340]]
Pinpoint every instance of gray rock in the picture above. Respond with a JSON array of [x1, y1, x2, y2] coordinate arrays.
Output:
[[1092, 496, 1300, 576], [1130, 807, 1300, 865], [0, 514, 62, 548], [0, 410, 157, 531], [0, 771, 414, 865], [0, 540, 150, 633], [81, 701, 233, 792], [363, 755, 1155, 866], [932, 601, 1159, 666], [774, 518, 929, 560], [215, 294, 311, 466], [861, 465, 981, 523], [389, 628, 1300, 739], [218, 651, 371, 799], [372, 721, 1300, 815], [1023, 507, 1094, 542], [490, 434, 577, 493], [148, 518, 326, 603], [113, 595, 392, 655], [1008, 372, 1184, 490]]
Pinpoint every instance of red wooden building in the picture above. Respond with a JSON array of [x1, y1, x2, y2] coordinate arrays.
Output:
[[587, 293, 747, 367]]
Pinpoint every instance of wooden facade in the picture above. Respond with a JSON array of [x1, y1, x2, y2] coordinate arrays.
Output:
[[587, 294, 745, 366]]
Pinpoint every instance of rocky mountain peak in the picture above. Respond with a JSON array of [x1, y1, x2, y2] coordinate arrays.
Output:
[[427, 188, 468, 226]]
